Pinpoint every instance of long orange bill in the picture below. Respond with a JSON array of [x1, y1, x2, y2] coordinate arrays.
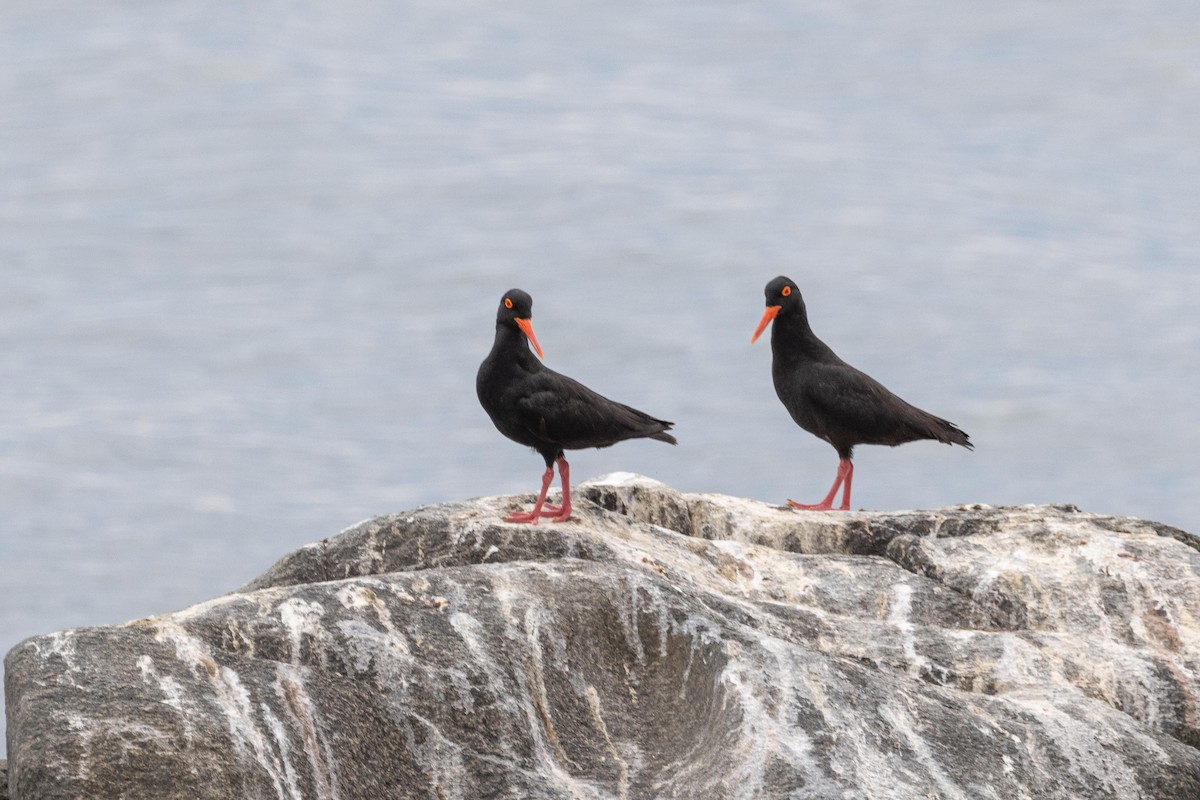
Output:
[[750, 305, 781, 343], [515, 318, 544, 358]]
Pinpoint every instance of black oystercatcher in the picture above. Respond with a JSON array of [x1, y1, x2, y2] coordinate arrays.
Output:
[[751, 276, 972, 510], [477, 289, 676, 523]]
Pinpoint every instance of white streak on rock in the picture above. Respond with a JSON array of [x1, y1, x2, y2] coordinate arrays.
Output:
[[450, 607, 583, 796], [1007, 690, 1166, 798], [334, 581, 396, 633], [888, 583, 932, 678], [408, 711, 468, 800], [275, 667, 340, 800], [278, 598, 329, 665], [44, 631, 82, 688], [879, 698, 971, 800], [66, 715, 174, 782], [260, 702, 303, 800], [585, 684, 630, 800], [154, 620, 293, 799], [335, 618, 412, 678], [137, 654, 196, 744]]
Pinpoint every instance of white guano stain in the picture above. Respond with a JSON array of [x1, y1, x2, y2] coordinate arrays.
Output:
[[407, 711, 468, 800], [66, 714, 174, 782], [586, 685, 630, 800], [1006, 690, 1163, 798], [275, 666, 341, 800], [334, 581, 396, 633], [154, 613, 345, 799], [714, 639, 831, 800], [888, 583, 933, 679], [137, 654, 197, 744], [278, 598, 329, 665], [260, 702, 303, 800], [450, 604, 599, 799], [153, 620, 296, 800], [879, 699, 971, 800]]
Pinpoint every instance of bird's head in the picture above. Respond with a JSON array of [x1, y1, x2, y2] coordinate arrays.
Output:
[[751, 275, 804, 343], [496, 289, 543, 357]]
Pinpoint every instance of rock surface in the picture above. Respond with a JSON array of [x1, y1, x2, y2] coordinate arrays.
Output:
[[5, 474, 1200, 799]]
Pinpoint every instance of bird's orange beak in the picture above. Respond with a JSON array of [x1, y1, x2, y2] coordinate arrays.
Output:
[[751, 305, 780, 344], [515, 318, 544, 358]]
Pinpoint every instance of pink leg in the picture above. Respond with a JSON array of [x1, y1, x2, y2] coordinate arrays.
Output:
[[504, 458, 574, 524], [548, 457, 572, 522], [504, 466, 556, 524], [788, 458, 854, 511], [838, 460, 853, 510]]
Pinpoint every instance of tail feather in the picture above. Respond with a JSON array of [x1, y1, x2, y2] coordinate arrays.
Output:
[[908, 404, 972, 450], [615, 400, 676, 446], [650, 428, 677, 445], [933, 418, 972, 450]]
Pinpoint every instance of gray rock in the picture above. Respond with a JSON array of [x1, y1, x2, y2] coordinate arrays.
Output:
[[5, 474, 1200, 799]]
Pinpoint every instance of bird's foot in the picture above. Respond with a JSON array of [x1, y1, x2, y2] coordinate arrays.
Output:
[[786, 499, 849, 511], [503, 504, 566, 524]]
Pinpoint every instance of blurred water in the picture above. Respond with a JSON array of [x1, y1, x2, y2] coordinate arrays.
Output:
[[2, 0, 1198, 754]]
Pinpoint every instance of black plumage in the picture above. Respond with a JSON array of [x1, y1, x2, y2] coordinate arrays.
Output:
[[477, 289, 676, 522], [751, 275, 971, 510]]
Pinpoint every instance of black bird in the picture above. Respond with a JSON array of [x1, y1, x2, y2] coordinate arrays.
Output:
[[751, 276, 972, 510], [477, 289, 676, 523]]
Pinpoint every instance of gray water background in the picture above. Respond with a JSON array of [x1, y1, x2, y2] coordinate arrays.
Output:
[[2, 1, 1198, 753]]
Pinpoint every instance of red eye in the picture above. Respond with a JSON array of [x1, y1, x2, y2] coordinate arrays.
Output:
[[782, 286, 792, 297], [504, 297, 513, 309]]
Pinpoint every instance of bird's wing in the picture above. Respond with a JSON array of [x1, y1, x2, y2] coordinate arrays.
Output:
[[801, 362, 927, 443], [513, 369, 660, 449]]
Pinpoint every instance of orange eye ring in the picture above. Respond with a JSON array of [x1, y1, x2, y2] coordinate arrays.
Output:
[[781, 285, 792, 297], [504, 297, 513, 309]]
